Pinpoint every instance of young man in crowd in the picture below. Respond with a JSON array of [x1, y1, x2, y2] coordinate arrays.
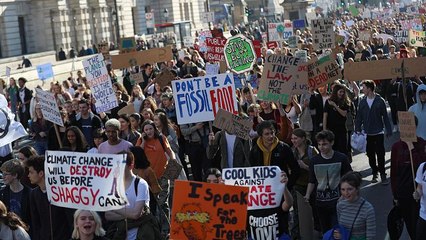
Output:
[[72, 99, 103, 147], [355, 80, 392, 184], [304, 130, 352, 234], [98, 119, 133, 154], [27, 156, 73, 240]]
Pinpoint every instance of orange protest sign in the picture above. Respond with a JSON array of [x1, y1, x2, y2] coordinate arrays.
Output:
[[111, 47, 173, 69], [171, 180, 248, 240]]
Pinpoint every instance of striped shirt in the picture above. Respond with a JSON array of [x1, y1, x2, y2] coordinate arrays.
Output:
[[337, 197, 376, 240]]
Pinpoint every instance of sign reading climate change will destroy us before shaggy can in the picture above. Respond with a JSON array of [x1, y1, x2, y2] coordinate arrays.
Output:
[[45, 151, 128, 211], [224, 34, 256, 74]]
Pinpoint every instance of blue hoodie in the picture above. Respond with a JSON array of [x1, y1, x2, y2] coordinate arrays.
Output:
[[409, 84, 426, 140]]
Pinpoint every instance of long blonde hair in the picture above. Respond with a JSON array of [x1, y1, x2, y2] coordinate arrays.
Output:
[[71, 210, 105, 238]]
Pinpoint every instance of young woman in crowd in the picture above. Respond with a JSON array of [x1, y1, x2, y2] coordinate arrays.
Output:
[[333, 172, 376, 240], [152, 83, 165, 107], [71, 210, 108, 240], [129, 84, 145, 113], [113, 82, 130, 102], [29, 103, 52, 155], [153, 112, 179, 154], [141, 96, 158, 114], [323, 83, 351, 156], [290, 128, 319, 239], [62, 126, 89, 152], [284, 95, 302, 127], [118, 114, 141, 146], [87, 129, 107, 154], [259, 100, 281, 127], [204, 168, 223, 184], [5, 77, 18, 115], [0, 201, 30, 240], [129, 113, 142, 133], [62, 79, 75, 97], [52, 81, 72, 107], [141, 108, 155, 121]]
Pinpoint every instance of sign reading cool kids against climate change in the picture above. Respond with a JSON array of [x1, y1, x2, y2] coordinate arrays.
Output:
[[172, 73, 238, 124]]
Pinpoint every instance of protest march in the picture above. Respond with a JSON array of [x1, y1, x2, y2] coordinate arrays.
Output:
[[3, 1, 426, 240]]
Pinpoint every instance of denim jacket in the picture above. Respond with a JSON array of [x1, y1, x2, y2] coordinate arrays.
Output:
[[355, 94, 392, 135]]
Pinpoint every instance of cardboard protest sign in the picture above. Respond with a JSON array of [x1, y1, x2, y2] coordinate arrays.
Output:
[[119, 37, 136, 54], [205, 63, 220, 75], [129, 72, 144, 84], [36, 63, 54, 81], [172, 73, 238, 124], [45, 151, 128, 211], [307, 55, 342, 89], [206, 37, 226, 62], [398, 111, 417, 142], [409, 29, 426, 47], [83, 54, 118, 113], [111, 47, 173, 69], [155, 68, 175, 88], [213, 109, 252, 140], [35, 88, 64, 127], [344, 57, 426, 81], [224, 34, 256, 74], [117, 103, 136, 116], [171, 180, 248, 240], [258, 54, 308, 104], [222, 166, 285, 239], [268, 22, 293, 41], [311, 18, 335, 50]]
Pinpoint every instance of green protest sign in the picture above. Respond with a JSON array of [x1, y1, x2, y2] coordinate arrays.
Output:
[[224, 34, 256, 74]]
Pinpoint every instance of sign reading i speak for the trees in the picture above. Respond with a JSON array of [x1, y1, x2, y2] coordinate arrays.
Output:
[[224, 34, 256, 74]]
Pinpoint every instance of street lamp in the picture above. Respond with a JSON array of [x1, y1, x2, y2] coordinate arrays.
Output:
[[163, 8, 169, 23]]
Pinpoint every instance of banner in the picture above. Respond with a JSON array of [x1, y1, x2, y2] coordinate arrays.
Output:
[[311, 18, 335, 50], [222, 166, 285, 240], [258, 54, 308, 103], [397, 111, 417, 142], [344, 57, 426, 81], [213, 109, 252, 140], [206, 37, 226, 62], [293, 19, 305, 29], [409, 29, 426, 47], [307, 55, 342, 89], [171, 180, 248, 240], [268, 22, 293, 41], [111, 47, 173, 69], [36, 63, 54, 81], [83, 54, 118, 113], [205, 63, 220, 76], [45, 151, 128, 211], [172, 73, 238, 124], [35, 88, 64, 127]]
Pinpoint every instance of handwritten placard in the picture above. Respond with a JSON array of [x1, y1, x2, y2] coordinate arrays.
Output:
[[206, 63, 220, 76], [307, 55, 342, 89], [409, 29, 426, 47], [172, 73, 238, 124], [155, 69, 175, 88], [45, 151, 128, 211], [206, 37, 226, 62], [398, 111, 417, 142], [258, 54, 308, 103], [83, 54, 118, 113], [35, 88, 64, 127], [129, 72, 144, 84], [311, 18, 335, 50], [213, 109, 252, 140], [171, 181, 248, 240]]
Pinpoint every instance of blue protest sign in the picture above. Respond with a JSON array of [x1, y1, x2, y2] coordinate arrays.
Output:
[[36, 63, 54, 81], [293, 19, 306, 29]]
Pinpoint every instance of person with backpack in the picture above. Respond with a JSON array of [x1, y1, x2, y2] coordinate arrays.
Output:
[[105, 151, 152, 240], [140, 119, 177, 236]]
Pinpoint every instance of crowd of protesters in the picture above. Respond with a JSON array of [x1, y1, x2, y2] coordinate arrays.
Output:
[[1, 3, 426, 240]]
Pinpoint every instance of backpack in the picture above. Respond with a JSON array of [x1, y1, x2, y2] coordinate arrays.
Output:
[[134, 177, 164, 240]]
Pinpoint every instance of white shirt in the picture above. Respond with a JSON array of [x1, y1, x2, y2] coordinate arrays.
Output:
[[415, 162, 426, 220], [126, 176, 150, 239], [225, 133, 236, 168], [366, 97, 374, 108]]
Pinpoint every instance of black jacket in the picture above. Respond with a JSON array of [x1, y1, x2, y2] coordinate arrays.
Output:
[[249, 139, 300, 190], [0, 185, 31, 227]]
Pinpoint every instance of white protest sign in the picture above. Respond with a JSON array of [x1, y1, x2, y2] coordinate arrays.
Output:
[[83, 54, 118, 113], [222, 166, 284, 210], [203, 12, 215, 23], [36, 63, 54, 81], [5, 67, 11, 78], [312, 18, 335, 50], [295, 50, 308, 63], [206, 63, 220, 75], [183, 36, 194, 47], [35, 88, 64, 127], [45, 151, 128, 211], [268, 22, 293, 41], [172, 73, 238, 124], [198, 30, 213, 53]]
